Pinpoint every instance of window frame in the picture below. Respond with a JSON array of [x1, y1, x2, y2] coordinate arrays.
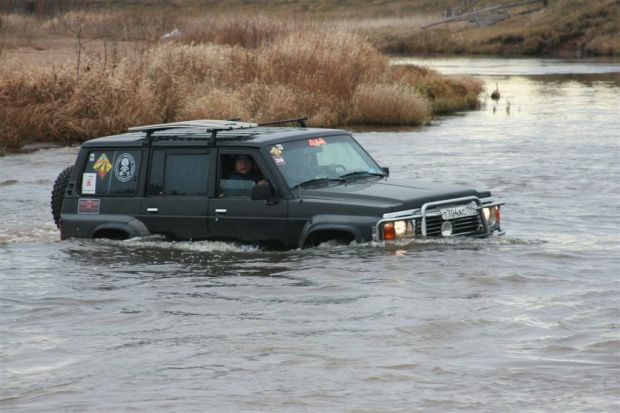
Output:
[[79, 148, 142, 197], [266, 134, 382, 189], [146, 148, 212, 198], [216, 148, 273, 199]]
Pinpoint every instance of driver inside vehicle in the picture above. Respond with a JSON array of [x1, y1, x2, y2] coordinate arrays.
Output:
[[228, 155, 267, 185], [220, 155, 268, 197]]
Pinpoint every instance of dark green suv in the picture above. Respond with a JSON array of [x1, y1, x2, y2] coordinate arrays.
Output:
[[51, 119, 504, 248]]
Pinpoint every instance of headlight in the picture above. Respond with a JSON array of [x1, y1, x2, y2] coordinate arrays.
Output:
[[394, 220, 407, 236], [483, 206, 499, 227], [441, 221, 453, 237]]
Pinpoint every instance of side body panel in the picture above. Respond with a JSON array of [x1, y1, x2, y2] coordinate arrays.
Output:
[[61, 146, 147, 239]]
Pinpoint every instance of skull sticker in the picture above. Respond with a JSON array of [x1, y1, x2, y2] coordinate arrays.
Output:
[[114, 153, 136, 183]]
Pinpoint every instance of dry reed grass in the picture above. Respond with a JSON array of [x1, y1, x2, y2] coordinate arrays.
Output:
[[181, 14, 302, 49], [0, 23, 482, 150]]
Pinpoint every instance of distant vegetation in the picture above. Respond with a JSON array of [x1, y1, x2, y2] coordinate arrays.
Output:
[[0, 17, 482, 149], [364, 0, 619, 57], [1, 0, 616, 150], [1, 0, 615, 56]]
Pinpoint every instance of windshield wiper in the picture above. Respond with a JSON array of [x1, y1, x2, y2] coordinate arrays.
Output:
[[339, 171, 385, 180], [291, 177, 345, 190]]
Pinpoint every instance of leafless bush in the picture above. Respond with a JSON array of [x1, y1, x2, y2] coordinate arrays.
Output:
[[350, 83, 431, 125], [181, 14, 303, 48]]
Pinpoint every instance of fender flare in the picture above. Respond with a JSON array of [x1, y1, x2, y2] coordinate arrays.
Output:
[[298, 214, 376, 248], [91, 217, 150, 239]]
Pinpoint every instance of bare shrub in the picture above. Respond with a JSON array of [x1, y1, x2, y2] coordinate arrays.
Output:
[[131, 32, 393, 126], [0, 64, 158, 148], [421, 74, 483, 114], [181, 14, 314, 49], [257, 30, 386, 102], [350, 83, 431, 125], [386, 65, 483, 114], [178, 88, 253, 121]]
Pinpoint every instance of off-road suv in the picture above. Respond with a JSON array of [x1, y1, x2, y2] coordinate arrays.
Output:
[[51, 118, 504, 248]]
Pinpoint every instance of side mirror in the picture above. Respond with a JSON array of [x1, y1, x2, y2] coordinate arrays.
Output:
[[381, 167, 390, 177], [251, 184, 272, 201]]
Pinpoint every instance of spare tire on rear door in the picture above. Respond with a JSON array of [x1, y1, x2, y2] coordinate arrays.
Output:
[[51, 165, 73, 228]]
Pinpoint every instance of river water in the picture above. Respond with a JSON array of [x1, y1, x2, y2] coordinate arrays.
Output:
[[1, 58, 619, 412]]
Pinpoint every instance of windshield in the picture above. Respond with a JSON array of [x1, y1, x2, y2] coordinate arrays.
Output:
[[268, 135, 383, 188]]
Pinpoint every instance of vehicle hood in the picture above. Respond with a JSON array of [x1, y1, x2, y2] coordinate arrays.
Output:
[[300, 177, 491, 212]]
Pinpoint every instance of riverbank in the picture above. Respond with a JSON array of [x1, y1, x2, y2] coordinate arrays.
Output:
[[364, 0, 618, 57]]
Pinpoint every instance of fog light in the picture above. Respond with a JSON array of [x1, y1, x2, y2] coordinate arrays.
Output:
[[441, 221, 453, 237]]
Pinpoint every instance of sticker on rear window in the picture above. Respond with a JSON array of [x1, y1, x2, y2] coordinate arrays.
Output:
[[82, 173, 97, 194], [114, 153, 136, 183], [93, 153, 112, 178]]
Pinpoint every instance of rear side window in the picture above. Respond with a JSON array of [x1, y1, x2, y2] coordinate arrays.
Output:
[[81, 150, 141, 196], [148, 150, 210, 196]]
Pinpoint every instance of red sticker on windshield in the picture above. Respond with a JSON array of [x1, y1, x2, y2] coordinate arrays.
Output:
[[308, 138, 326, 147]]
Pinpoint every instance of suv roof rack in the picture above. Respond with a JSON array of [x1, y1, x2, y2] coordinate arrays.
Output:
[[128, 119, 259, 133], [128, 118, 308, 144], [128, 119, 259, 144]]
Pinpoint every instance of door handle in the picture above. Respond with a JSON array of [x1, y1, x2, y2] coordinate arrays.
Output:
[[215, 209, 227, 214], [146, 208, 159, 213]]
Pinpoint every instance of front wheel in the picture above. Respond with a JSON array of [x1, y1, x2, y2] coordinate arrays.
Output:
[[51, 165, 73, 228]]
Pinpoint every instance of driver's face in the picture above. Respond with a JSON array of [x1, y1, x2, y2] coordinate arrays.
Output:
[[235, 159, 252, 174]]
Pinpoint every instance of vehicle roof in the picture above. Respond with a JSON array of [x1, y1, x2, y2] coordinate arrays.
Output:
[[81, 127, 349, 148]]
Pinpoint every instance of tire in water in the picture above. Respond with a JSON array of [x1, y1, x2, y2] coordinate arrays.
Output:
[[51, 165, 73, 228]]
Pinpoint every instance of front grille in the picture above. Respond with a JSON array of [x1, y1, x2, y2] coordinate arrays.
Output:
[[416, 214, 484, 236]]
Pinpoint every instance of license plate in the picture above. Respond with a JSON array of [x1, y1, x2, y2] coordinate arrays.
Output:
[[441, 202, 478, 220]]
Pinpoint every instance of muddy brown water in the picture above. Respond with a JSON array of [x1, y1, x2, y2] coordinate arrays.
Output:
[[1, 58, 619, 412]]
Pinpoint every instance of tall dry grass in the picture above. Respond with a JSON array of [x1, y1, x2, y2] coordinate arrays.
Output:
[[0, 25, 482, 149]]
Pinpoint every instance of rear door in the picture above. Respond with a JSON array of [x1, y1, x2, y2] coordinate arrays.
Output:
[[140, 148, 212, 240]]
